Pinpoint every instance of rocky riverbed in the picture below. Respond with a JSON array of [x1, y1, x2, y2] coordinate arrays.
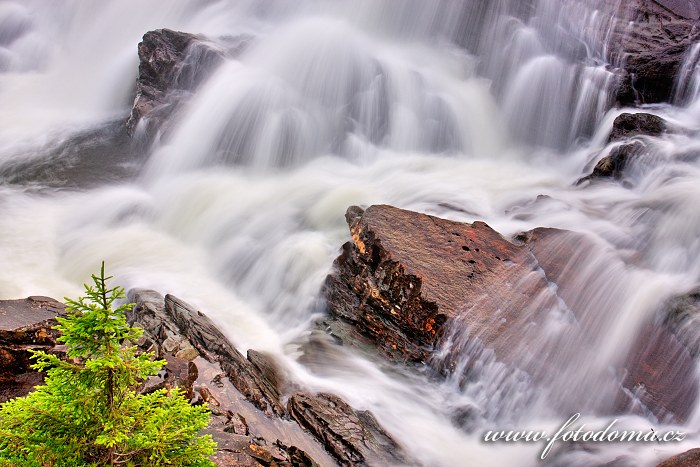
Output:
[[3, 0, 700, 466]]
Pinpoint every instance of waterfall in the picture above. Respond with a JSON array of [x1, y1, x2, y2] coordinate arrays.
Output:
[[1, 1, 700, 465]]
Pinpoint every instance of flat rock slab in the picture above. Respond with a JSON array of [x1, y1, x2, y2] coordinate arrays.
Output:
[[0, 296, 65, 332], [0, 296, 65, 402]]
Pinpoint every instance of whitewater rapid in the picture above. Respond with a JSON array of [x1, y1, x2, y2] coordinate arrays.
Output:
[[2, 1, 700, 465]]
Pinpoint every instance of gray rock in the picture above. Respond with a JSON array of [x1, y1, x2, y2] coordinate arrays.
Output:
[[163, 294, 286, 416], [288, 392, 408, 466]]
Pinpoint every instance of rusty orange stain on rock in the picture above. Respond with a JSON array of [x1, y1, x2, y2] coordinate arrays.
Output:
[[351, 225, 366, 255]]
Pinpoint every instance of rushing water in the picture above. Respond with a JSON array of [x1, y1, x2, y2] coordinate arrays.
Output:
[[2, 1, 700, 465]]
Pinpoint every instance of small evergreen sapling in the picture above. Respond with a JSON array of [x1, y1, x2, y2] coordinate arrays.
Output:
[[0, 263, 216, 466]]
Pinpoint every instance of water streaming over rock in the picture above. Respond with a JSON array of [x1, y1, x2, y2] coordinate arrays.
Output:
[[1, 1, 700, 465]]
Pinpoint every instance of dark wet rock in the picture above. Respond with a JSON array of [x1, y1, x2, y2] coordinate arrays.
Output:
[[126, 29, 226, 137], [610, 0, 700, 105], [194, 356, 336, 466], [578, 141, 647, 183], [657, 448, 700, 466], [324, 204, 558, 366], [577, 113, 667, 184], [130, 290, 410, 465], [128, 290, 341, 465], [0, 120, 145, 189], [0, 296, 66, 402], [288, 392, 407, 466], [247, 349, 283, 401], [608, 113, 667, 142]]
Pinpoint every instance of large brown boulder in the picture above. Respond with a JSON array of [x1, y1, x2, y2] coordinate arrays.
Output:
[[324, 205, 558, 366], [325, 205, 698, 424]]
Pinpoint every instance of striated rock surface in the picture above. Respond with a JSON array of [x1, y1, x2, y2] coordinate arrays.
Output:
[[288, 392, 408, 466], [325, 204, 699, 424], [128, 290, 285, 417], [126, 29, 234, 137], [0, 296, 65, 402], [610, 0, 700, 105], [324, 204, 559, 367], [129, 290, 407, 466], [654, 0, 700, 19]]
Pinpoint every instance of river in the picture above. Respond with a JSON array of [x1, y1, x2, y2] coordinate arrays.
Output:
[[1, 1, 699, 465]]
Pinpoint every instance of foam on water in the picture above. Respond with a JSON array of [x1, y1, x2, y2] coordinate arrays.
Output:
[[2, 1, 700, 465]]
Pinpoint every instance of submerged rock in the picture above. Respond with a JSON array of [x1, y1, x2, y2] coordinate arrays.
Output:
[[578, 141, 647, 183], [614, 288, 700, 424], [663, 288, 700, 357], [577, 113, 667, 184], [616, 319, 697, 423]]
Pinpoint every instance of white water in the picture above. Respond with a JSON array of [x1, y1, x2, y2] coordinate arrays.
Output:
[[2, 1, 700, 465]]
